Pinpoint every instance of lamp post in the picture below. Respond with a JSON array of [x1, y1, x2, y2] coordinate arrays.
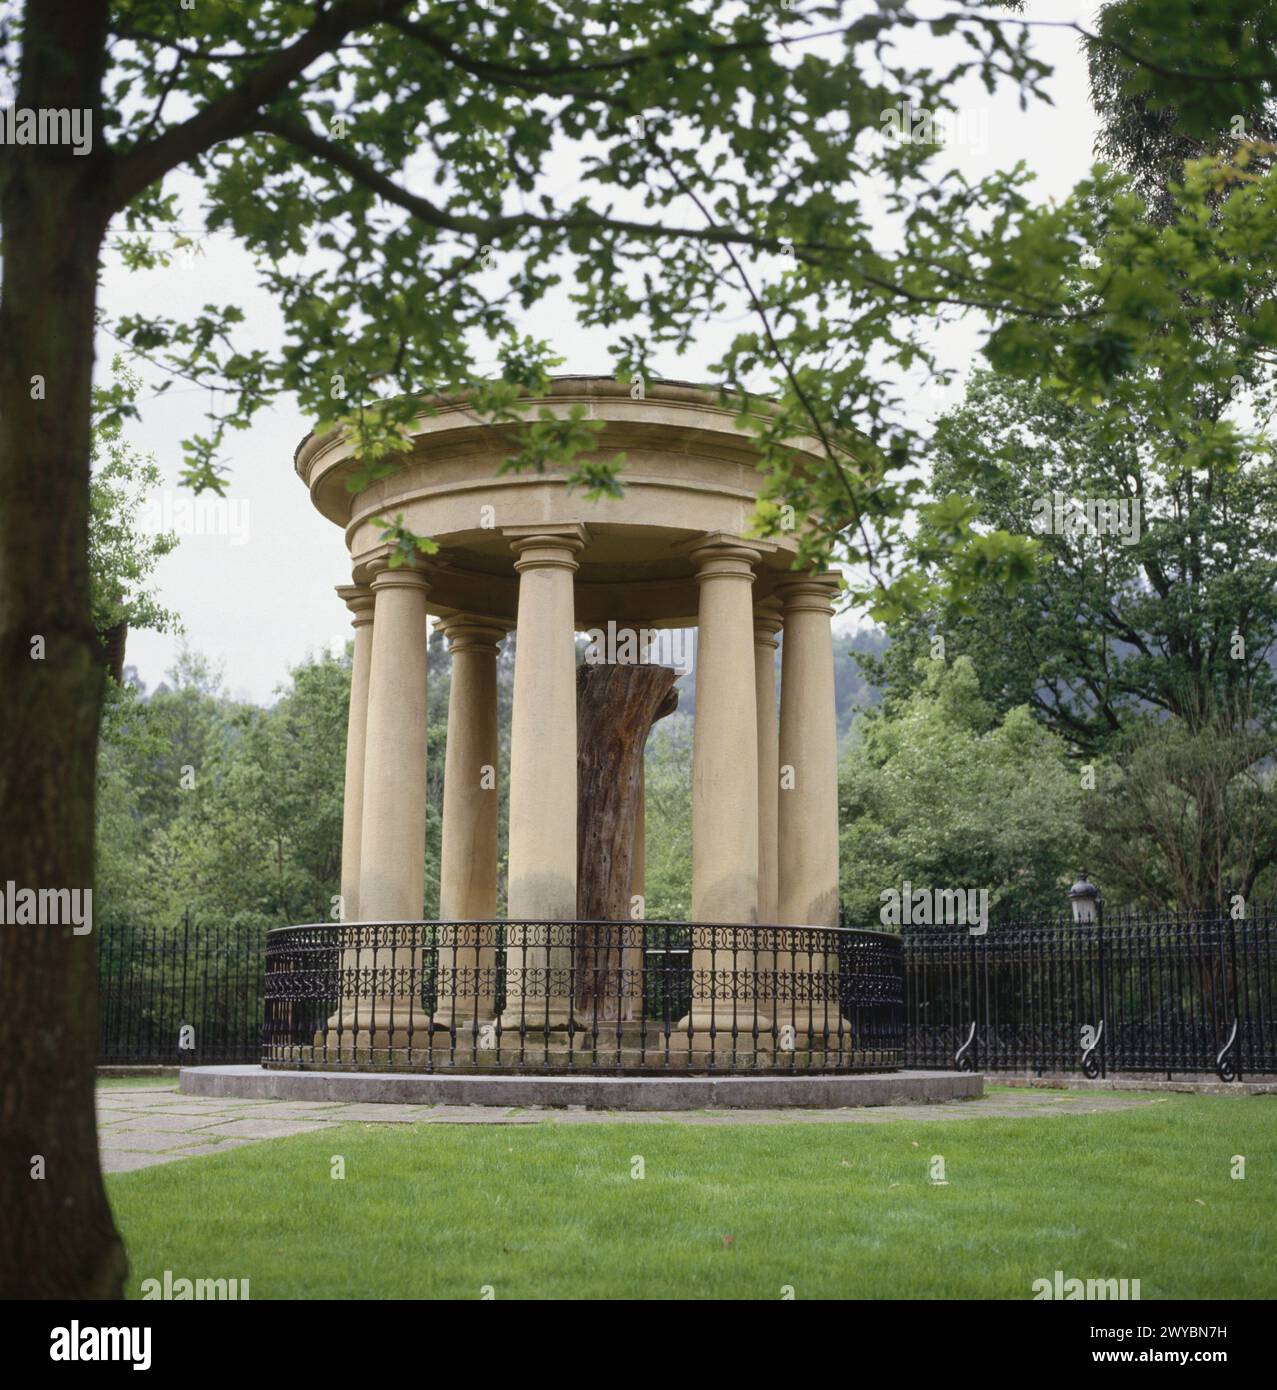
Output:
[[1069, 871, 1101, 926], [1070, 872, 1105, 1077]]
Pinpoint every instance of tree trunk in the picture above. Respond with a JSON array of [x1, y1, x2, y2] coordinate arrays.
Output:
[[575, 663, 677, 1017], [0, 0, 125, 1298]]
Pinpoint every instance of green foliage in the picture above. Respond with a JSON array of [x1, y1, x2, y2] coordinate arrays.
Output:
[[869, 368, 1277, 753], [641, 712, 693, 921], [839, 656, 1085, 924], [1088, 0, 1277, 227], [89, 359, 180, 640], [1084, 716, 1277, 909], [97, 649, 350, 934], [52, 2, 1270, 617], [94, 632, 494, 932]]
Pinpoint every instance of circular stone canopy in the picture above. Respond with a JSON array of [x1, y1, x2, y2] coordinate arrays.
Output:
[[294, 376, 836, 626]]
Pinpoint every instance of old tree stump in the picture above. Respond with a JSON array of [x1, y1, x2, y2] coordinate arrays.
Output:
[[575, 661, 678, 1018]]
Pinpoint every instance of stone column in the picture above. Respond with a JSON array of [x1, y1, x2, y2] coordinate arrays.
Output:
[[435, 614, 508, 1026], [501, 525, 587, 1031], [682, 535, 766, 1040], [752, 597, 783, 1013], [337, 583, 374, 923], [776, 572, 843, 1035], [355, 563, 433, 1047], [753, 598, 783, 924]]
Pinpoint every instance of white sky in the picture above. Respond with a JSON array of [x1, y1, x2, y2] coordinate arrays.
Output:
[[102, 3, 1103, 704]]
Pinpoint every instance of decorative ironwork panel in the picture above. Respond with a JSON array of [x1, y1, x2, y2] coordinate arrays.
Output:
[[261, 919, 905, 1075]]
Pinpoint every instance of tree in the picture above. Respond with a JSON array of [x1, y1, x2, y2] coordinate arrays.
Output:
[[1088, 0, 1277, 228], [839, 656, 1085, 924], [89, 359, 180, 672], [4, 0, 1277, 1297], [1084, 713, 1277, 909], [866, 369, 1277, 753]]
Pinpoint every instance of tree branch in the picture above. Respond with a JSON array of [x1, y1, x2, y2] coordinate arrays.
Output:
[[105, 0, 412, 213]]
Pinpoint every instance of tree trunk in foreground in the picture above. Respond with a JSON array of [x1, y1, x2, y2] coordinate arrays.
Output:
[[575, 663, 678, 1017], [0, 0, 125, 1298]]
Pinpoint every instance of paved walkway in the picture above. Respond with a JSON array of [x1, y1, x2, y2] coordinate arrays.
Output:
[[97, 1085, 1160, 1174]]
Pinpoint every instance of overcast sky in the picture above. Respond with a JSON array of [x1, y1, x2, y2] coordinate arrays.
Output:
[[103, 3, 1103, 705]]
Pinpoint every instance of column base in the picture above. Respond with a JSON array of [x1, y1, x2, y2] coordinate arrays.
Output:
[[431, 1003, 498, 1030], [316, 1003, 436, 1058], [498, 1002, 575, 1032], [677, 1009, 774, 1050]]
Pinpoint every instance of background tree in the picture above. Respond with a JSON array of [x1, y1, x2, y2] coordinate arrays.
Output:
[[1084, 712, 1277, 909], [88, 359, 180, 671], [866, 369, 1277, 753], [1088, 0, 1277, 227], [839, 656, 1085, 924]]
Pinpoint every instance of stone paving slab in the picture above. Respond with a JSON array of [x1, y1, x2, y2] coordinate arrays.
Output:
[[158, 1139, 257, 1160], [103, 1130, 220, 1153], [312, 1103, 440, 1123], [995, 1074, 1277, 1096], [422, 1107, 544, 1124], [196, 1118, 336, 1140], [98, 1086, 1162, 1173], [103, 1151, 187, 1173], [98, 1111, 237, 1133]]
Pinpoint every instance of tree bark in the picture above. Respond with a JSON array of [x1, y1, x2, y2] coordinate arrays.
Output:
[[0, 0, 126, 1298], [575, 663, 677, 1017]]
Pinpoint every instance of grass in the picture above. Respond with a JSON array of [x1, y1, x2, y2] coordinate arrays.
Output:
[[105, 1094, 1276, 1299]]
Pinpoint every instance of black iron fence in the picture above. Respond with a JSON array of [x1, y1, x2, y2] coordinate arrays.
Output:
[[901, 906, 1277, 1080], [97, 915, 264, 1065], [98, 904, 1277, 1080], [261, 920, 905, 1074]]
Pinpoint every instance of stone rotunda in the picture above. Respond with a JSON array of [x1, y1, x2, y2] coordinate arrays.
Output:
[[266, 375, 905, 1074]]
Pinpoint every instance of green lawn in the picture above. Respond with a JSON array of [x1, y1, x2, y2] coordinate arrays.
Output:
[[105, 1094, 1275, 1299]]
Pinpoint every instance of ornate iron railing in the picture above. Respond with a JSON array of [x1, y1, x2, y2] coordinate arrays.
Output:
[[901, 907, 1277, 1080], [97, 913, 263, 1065], [262, 920, 905, 1074]]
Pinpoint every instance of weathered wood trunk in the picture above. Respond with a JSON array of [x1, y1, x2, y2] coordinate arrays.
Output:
[[575, 663, 677, 1018], [0, 0, 126, 1298]]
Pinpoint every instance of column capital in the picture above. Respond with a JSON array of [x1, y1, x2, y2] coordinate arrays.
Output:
[[337, 583, 375, 627], [776, 570, 842, 616], [678, 531, 770, 580], [504, 522, 589, 573], [435, 613, 512, 654], [368, 564, 432, 595], [753, 596, 784, 647]]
